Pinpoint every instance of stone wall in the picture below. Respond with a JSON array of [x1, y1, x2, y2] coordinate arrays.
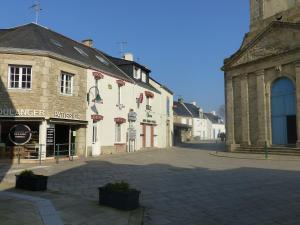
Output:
[[0, 54, 87, 120]]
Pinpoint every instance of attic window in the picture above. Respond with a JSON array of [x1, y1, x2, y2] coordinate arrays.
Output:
[[96, 55, 109, 65], [74, 46, 88, 57], [50, 39, 63, 48]]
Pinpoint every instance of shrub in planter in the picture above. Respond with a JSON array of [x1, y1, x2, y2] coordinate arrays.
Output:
[[98, 181, 140, 210], [15, 170, 48, 191]]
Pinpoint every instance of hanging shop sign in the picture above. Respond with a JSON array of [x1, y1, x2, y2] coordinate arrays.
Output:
[[0, 108, 45, 117], [9, 124, 32, 145], [128, 110, 137, 122], [46, 128, 55, 145], [137, 93, 143, 104]]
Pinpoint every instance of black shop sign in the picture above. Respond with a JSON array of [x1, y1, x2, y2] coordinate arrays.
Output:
[[46, 128, 55, 145], [9, 124, 32, 145]]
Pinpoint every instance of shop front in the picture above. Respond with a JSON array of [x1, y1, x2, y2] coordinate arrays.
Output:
[[0, 109, 87, 161]]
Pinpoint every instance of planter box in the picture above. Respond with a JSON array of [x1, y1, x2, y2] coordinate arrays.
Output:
[[15, 175, 48, 191], [98, 187, 140, 210]]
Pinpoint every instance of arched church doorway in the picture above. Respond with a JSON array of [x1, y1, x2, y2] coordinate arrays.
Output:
[[271, 77, 297, 145]]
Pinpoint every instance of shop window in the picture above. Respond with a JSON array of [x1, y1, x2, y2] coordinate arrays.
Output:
[[60, 72, 73, 95], [8, 65, 32, 90], [115, 124, 122, 143]]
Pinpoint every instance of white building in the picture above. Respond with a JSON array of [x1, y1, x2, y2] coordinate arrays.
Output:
[[174, 100, 225, 142], [86, 52, 173, 156]]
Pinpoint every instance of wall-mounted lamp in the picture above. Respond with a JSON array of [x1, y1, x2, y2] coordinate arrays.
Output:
[[87, 86, 103, 104]]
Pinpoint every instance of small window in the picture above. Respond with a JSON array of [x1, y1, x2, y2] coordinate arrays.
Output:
[[8, 65, 32, 90], [141, 72, 147, 82], [96, 55, 109, 65], [74, 46, 88, 57], [92, 123, 97, 143], [118, 86, 122, 105], [134, 67, 141, 79], [60, 72, 73, 95], [50, 39, 63, 48], [115, 124, 122, 143], [166, 97, 170, 117]]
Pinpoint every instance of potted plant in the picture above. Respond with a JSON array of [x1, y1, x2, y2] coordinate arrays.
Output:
[[15, 170, 48, 191], [98, 181, 140, 210]]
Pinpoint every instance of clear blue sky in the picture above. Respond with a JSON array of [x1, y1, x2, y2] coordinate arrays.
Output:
[[0, 0, 249, 112]]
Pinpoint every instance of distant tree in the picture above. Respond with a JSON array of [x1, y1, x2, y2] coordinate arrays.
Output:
[[217, 104, 225, 120]]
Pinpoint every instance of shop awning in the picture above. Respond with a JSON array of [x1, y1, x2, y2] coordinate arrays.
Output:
[[49, 118, 88, 125]]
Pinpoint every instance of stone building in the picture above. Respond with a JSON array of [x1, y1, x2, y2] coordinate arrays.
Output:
[[223, 0, 300, 152], [0, 23, 173, 161]]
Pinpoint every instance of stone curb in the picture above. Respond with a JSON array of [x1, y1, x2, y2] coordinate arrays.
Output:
[[0, 191, 63, 225], [210, 152, 300, 161]]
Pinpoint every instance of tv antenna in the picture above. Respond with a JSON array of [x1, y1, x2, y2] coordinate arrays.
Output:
[[117, 41, 128, 56], [30, 0, 42, 24]]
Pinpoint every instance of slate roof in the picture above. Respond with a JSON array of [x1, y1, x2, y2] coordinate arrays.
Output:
[[204, 113, 224, 124], [0, 23, 132, 81], [105, 55, 161, 94], [173, 101, 193, 117], [184, 103, 200, 118], [108, 55, 151, 73]]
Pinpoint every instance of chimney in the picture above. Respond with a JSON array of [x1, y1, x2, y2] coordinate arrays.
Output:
[[191, 101, 197, 106], [123, 53, 134, 61], [178, 97, 184, 103], [82, 39, 93, 47]]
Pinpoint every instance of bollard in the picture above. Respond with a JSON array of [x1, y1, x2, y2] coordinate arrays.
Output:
[[39, 144, 42, 165], [56, 145, 59, 164], [18, 146, 21, 165], [264, 141, 268, 160]]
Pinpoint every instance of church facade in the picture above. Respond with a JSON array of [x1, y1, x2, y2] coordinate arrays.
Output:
[[223, 0, 300, 152]]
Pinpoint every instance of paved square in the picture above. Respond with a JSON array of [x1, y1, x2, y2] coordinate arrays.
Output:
[[3, 142, 300, 225]]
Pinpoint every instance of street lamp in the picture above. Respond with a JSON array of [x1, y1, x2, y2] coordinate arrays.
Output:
[[87, 86, 102, 105]]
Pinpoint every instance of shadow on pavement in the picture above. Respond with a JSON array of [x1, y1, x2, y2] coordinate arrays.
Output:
[[32, 159, 300, 225], [176, 141, 226, 151]]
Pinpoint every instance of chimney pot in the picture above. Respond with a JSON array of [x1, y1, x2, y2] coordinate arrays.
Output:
[[82, 39, 93, 47], [123, 53, 134, 61]]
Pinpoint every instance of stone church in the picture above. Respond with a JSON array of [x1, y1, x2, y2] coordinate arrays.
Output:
[[223, 0, 300, 152]]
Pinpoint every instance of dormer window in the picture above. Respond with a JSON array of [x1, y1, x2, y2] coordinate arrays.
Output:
[[141, 71, 147, 83], [134, 67, 141, 79]]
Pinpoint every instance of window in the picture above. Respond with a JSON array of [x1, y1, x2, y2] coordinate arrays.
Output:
[[50, 39, 63, 48], [96, 55, 109, 66], [92, 123, 97, 143], [146, 97, 152, 111], [141, 72, 147, 82], [118, 86, 122, 105], [115, 124, 122, 143], [134, 67, 140, 79], [60, 72, 73, 95], [166, 97, 170, 117], [9, 65, 32, 90], [74, 46, 88, 57]]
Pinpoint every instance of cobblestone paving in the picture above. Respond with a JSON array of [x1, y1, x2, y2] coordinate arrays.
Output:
[[3, 142, 300, 225]]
